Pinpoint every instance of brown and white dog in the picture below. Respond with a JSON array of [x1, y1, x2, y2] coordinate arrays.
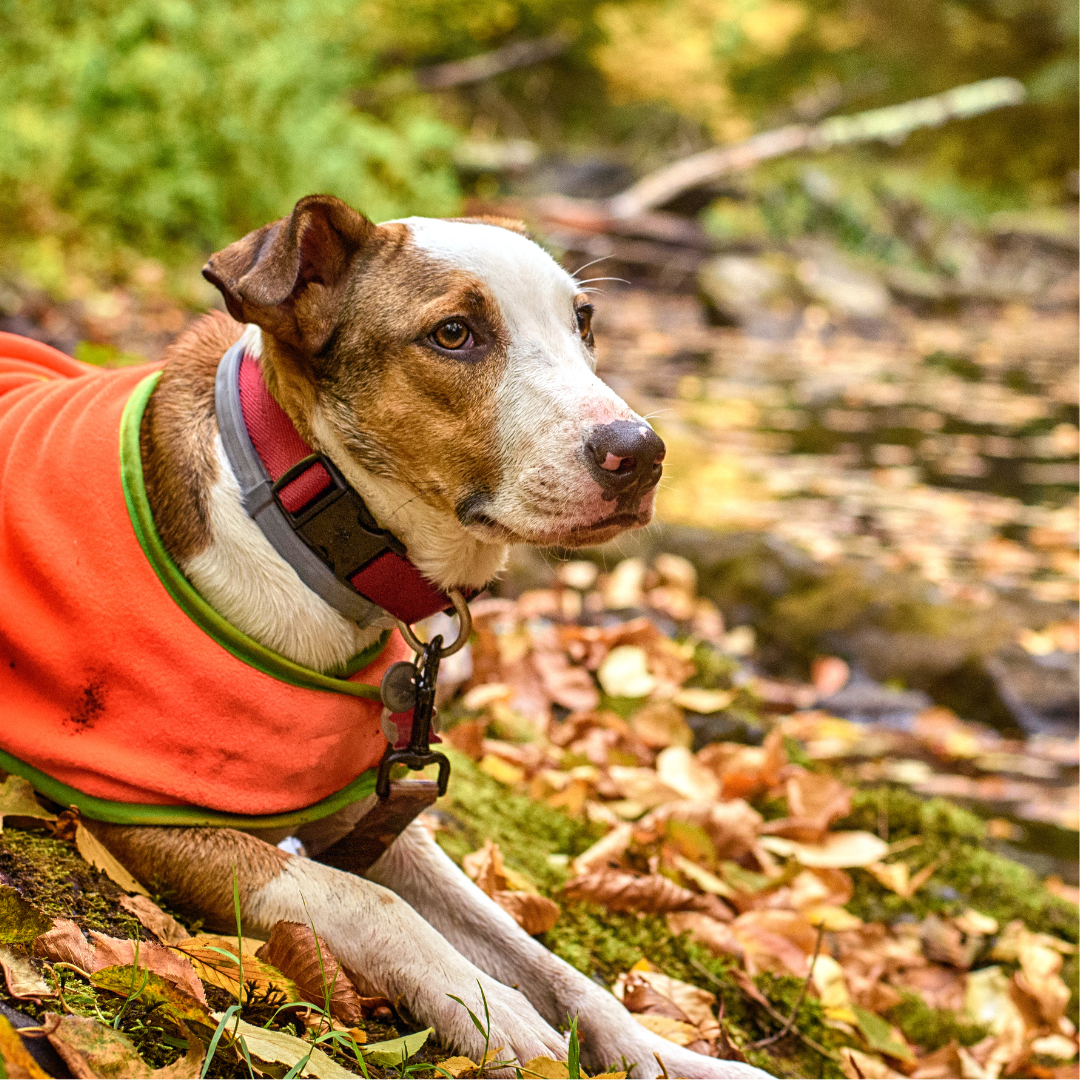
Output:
[[89, 196, 770, 1079]]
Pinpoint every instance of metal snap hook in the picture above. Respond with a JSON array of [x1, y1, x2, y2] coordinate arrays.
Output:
[[395, 588, 472, 658]]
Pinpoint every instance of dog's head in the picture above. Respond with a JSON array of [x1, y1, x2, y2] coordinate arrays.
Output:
[[204, 194, 664, 588]]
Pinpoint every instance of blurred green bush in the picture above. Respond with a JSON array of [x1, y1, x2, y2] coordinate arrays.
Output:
[[0, 0, 461, 265]]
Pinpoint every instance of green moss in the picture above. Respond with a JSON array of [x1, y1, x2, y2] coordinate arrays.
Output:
[[435, 751, 843, 1079], [0, 829, 142, 939], [886, 991, 987, 1052], [839, 788, 1078, 943]]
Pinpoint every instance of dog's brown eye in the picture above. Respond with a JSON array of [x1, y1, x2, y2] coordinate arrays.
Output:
[[431, 320, 472, 350], [575, 305, 593, 340]]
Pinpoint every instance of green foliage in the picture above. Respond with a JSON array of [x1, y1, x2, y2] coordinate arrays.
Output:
[[886, 991, 988, 1053], [0, 0, 461, 266]]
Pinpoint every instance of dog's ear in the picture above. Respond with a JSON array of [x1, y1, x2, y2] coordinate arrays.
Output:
[[203, 195, 374, 353]]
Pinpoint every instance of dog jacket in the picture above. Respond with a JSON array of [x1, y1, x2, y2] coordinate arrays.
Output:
[[0, 334, 411, 827]]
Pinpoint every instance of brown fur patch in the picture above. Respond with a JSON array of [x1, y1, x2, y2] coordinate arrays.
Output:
[[87, 822, 288, 930], [140, 311, 243, 564]]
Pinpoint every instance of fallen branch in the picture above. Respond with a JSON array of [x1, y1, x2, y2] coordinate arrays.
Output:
[[610, 77, 1026, 219], [415, 33, 571, 90]]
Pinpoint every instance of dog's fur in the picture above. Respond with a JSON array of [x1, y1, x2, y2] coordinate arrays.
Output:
[[106, 196, 769, 1079]]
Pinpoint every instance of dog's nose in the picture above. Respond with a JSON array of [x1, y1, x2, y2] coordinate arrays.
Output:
[[584, 420, 665, 499]]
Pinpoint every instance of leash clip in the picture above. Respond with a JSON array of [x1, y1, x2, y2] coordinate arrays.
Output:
[[374, 590, 472, 800]]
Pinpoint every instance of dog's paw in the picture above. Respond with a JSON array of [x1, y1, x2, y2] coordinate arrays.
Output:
[[434, 975, 569, 1068]]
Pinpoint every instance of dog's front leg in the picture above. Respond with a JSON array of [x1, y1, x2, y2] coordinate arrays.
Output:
[[368, 823, 774, 1080], [89, 824, 568, 1066]]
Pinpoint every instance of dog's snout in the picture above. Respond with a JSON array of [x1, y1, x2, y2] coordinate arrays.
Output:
[[584, 419, 665, 499]]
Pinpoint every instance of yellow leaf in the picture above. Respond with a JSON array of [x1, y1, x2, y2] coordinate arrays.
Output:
[[810, 955, 856, 1024], [803, 905, 862, 931], [631, 1014, 701, 1046], [671, 688, 735, 714], [759, 831, 888, 868], [478, 755, 525, 786], [522, 1056, 571, 1078], [75, 823, 149, 895], [174, 935, 297, 1005], [434, 1055, 479, 1077]]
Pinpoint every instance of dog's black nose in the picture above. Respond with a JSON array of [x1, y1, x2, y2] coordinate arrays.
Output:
[[584, 419, 665, 499]]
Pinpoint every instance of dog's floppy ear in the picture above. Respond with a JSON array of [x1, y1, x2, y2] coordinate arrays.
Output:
[[203, 194, 374, 353]]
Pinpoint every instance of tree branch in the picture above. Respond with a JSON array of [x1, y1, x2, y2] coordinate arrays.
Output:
[[609, 77, 1026, 219], [414, 32, 571, 91]]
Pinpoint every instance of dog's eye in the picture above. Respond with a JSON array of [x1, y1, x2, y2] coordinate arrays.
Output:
[[575, 305, 593, 340], [431, 320, 472, 351]]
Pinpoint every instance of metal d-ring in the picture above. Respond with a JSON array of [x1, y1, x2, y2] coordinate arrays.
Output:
[[395, 588, 472, 658]]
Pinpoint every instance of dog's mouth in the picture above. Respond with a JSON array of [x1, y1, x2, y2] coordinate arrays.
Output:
[[460, 507, 653, 549]]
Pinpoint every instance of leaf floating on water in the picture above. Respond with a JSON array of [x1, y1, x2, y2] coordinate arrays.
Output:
[[0, 886, 54, 945], [256, 920, 367, 1025]]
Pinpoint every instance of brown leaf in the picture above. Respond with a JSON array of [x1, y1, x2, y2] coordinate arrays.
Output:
[[445, 719, 487, 760], [89, 933, 207, 1004], [623, 976, 691, 1021], [44, 1012, 202, 1079], [631, 1014, 702, 1046], [33, 919, 95, 971], [173, 934, 295, 1006], [761, 772, 853, 843], [462, 839, 507, 897], [667, 911, 743, 960], [563, 869, 702, 914], [0, 776, 56, 829], [571, 823, 633, 876], [492, 892, 560, 935], [630, 702, 693, 750], [697, 729, 788, 799], [256, 921, 367, 1025], [839, 1047, 905, 1079], [909, 1041, 964, 1079], [655, 747, 721, 802], [731, 910, 817, 978], [0, 945, 53, 1001], [118, 895, 189, 946], [74, 822, 149, 896], [0, 1012, 49, 1078], [639, 800, 763, 862]]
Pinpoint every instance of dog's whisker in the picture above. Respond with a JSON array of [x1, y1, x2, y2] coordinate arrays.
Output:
[[571, 254, 614, 278], [575, 276, 630, 286]]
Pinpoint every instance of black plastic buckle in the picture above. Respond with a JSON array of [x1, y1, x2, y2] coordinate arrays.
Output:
[[271, 454, 406, 583], [376, 636, 451, 799]]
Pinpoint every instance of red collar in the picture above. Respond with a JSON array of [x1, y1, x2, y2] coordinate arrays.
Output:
[[224, 344, 459, 627]]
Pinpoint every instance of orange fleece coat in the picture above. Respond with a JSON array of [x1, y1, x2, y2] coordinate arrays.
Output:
[[0, 334, 404, 822]]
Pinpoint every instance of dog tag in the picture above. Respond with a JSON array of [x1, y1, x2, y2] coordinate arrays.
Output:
[[380, 661, 418, 714]]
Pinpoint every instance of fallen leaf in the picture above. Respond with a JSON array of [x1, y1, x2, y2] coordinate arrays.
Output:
[[174, 934, 296, 1005], [463, 839, 508, 895], [632, 970, 719, 1037], [758, 831, 888, 868], [811, 954, 856, 1023], [731, 910, 817, 978], [90, 967, 212, 1035], [571, 823, 633, 876], [640, 799, 763, 861], [630, 701, 693, 749], [671, 688, 735, 714], [563, 869, 720, 916], [360, 1028, 432, 1068], [0, 888, 54, 945], [33, 918, 95, 969], [666, 911, 742, 959], [953, 909, 998, 938], [75, 823, 149, 895], [804, 906, 863, 931], [0, 777, 56, 828], [666, 853, 737, 904], [0, 1013, 49, 1078], [598, 646, 656, 698], [852, 1005, 915, 1063], [118, 895, 190, 945], [1030, 1034, 1078, 1060], [0, 944, 53, 1001], [210, 1014, 359, 1077], [44, 1012, 204, 1079], [256, 921, 368, 1025], [655, 746, 721, 802], [522, 1056, 571, 1078], [492, 891, 561, 935], [632, 1013, 702, 1046], [445, 719, 488, 760], [865, 855, 945, 900], [606, 766, 682, 808], [88, 934, 207, 1004], [603, 558, 646, 609], [434, 1055, 479, 1077], [918, 914, 979, 969], [761, 772, 853, 843], [838, 1047, 906, 1079], [908, 1041, 964, 1079], [478, 754, 526, 786], [810, 656, 850, 698]]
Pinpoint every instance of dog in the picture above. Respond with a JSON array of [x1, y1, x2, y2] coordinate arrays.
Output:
[[0, 195, 771, 1079]]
